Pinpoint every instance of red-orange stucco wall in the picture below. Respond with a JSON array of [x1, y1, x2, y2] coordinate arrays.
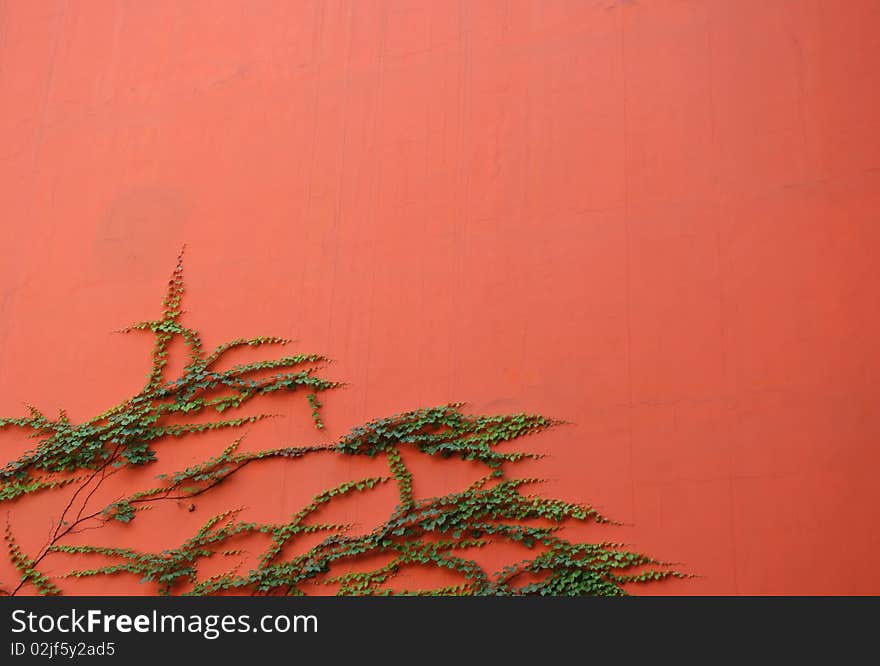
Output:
[[1, 0, 879, 595]]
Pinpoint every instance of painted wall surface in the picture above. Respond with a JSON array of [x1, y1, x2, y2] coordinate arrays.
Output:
[[1, 0, 879, 595]]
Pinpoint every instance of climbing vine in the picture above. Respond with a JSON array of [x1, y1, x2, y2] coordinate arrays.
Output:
[[0, 250, 685, 595]]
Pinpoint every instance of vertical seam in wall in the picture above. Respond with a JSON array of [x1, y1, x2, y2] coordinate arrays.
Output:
[[517, 0, 532, 400], [418, 6, 433, 406], [449, 0, 472, 400], [8, 0, 67, 371], [300, 0, 327, 317], [282, 0, 328, 510], [324, 1, 355, 354], [617, 4, 638, 526], [360, 1, 388, 418], [706, 2, 739, 595]]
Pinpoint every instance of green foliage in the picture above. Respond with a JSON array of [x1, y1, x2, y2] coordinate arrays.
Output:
[[0, 248, 337, 502], [306, 393, 324, 429], [5, 521, 59, 596], [0, 251, 686, 595]]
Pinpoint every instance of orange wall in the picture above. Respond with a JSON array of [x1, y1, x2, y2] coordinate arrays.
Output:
[[1, 0, 879, 595]]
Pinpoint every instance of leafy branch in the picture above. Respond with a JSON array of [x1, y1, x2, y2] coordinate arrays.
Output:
[[0, 251, 686, 595]]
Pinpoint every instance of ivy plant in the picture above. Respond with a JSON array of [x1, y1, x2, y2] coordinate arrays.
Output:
[[0, 250, 685, 596]]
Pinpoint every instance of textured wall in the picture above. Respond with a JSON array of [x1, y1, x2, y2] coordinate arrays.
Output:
[[1, 0, 879, 594]]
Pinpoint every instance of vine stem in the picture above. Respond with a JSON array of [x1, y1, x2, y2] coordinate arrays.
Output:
[[9, 444, 338, 595]]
